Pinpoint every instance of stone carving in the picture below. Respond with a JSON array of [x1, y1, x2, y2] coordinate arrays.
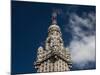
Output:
[[34, 12, 72, 72]]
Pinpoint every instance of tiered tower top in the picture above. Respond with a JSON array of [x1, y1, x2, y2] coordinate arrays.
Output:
[[48, 11, 61, 34]]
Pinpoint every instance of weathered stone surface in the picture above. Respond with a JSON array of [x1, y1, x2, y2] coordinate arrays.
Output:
[[34, 12, 71, 73]]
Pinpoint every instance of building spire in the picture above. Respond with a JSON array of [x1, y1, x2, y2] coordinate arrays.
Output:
[[52, 11, 57, 25]]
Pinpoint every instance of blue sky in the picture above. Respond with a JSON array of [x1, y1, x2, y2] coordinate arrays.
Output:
[[11, 1, 96, 74]]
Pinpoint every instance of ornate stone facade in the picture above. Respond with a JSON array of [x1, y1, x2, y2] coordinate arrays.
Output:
[[34, 12, 72, 73]]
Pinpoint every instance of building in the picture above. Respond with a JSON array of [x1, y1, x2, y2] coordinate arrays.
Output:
[[34, 11, 72, 73]]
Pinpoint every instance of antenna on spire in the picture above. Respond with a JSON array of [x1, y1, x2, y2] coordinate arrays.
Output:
[[52, 9, 57, 25]]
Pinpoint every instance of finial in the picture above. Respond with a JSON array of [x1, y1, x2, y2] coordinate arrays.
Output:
[[52, 10, 57, 25]]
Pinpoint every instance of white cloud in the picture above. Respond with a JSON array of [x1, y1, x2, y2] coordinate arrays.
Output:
[[70, 35, 95, 63], [66, 12, 96, 68]]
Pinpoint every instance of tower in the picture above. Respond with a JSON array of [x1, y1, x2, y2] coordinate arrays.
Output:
[[34, 11, 72, 73]]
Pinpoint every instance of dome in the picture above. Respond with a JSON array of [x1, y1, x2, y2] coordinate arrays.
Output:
[[49, 24, 59, 29], [38, 46, 43, 51], [48, 24, 60, 32]]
